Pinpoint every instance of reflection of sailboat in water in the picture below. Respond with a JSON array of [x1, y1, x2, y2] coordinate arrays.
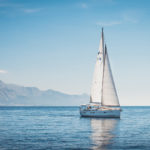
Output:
[[90, 119, 119, 150]]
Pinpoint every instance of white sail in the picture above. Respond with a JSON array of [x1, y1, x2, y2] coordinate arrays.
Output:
[[90, 29, 104, 103], [101, 46, 120, 106]]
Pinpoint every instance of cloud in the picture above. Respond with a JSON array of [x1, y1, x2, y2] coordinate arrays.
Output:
[[97, 21, 122, 26], [0, 1, 42, 16], [97, 12, 139, 27], [96, 9, 140, 27], [22, 8, 42, 14], [80, 3, 88, 9], [0, 70, 7, 74], [0, 1, 22, 8], [122, 13, 138, 24]]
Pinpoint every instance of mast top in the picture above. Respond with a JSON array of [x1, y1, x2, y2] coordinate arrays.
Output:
[[101, 27, 104, 39], [99, 27, 104, 53]]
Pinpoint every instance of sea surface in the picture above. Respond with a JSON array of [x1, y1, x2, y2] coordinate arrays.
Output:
[[0, 106, 150, 150]]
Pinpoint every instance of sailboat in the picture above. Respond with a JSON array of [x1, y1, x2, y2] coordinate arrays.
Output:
[[80, 28, 121, 118]]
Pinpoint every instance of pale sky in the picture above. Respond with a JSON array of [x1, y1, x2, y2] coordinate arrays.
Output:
[[0, 0, 150, 105]]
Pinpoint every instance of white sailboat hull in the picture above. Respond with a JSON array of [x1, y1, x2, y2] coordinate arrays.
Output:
[[80, 104, 120, 118], [80, 109, 120, 118]]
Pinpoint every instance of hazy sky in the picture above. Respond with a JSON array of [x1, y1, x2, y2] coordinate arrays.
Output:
[[0, 0, 150, 105]]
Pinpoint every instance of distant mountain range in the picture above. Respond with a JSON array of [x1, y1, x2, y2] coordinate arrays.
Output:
[[0, 80, 89, 106]]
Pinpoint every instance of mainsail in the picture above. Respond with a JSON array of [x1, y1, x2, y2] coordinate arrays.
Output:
[[90, 29, 104, 103], [90, 29, 120, 106]]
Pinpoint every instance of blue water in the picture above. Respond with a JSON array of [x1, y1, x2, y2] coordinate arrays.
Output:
[[0, 107, 150, 150]]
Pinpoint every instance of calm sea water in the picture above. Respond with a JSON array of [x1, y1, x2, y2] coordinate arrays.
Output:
[[0, 106, 150, 150]]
